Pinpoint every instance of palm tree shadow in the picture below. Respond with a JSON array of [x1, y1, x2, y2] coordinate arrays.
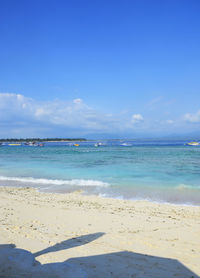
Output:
[[34, 232, 105, 257]]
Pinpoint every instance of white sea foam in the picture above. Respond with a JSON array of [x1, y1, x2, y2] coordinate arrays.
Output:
[[0, 176, 109, 187], [176, 184, 200, 190]]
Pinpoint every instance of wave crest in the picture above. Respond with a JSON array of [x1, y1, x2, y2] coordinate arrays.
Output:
[[0, 176, 109, 187]]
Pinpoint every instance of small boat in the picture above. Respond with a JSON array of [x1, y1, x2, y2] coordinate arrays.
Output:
[[94, 142, 103, 147], [186, 141, 200, 146], [24, 141, 36, 146], [74, 144, 79, 147], [25, 141, 43, 146], [8, 143, 21, 146], [66, 143, 73, 146], [120, 142, 132, 146]]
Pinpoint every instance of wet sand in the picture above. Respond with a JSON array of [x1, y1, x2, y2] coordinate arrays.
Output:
[[0, 186, 200, 277]]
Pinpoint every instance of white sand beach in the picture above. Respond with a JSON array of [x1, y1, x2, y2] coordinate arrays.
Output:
[[0, 186, 200, 278]]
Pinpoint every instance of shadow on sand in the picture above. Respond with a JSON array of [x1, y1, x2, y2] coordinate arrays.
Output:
[[0, 232, 199, 278], [34, 232, 104, 257]]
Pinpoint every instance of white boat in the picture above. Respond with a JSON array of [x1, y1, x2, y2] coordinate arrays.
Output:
[[120, 142, 132, 146], [25, 142, 43, 147], [94, 142, 103, 147], [186, 141, 200, 146]]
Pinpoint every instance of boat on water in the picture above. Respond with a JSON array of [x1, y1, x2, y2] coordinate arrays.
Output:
[[38, 143, 44, 147], [120, 142, 132, 147], [186, 141, 200, 146], [8, 144, 21, 146], [94, 142, 103, 147], [24, 142, 44, 147], [74, 144, 79, 147]]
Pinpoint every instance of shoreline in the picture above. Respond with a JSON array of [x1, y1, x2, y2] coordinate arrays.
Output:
[[0, 186, 200, 277], [1, 181, 200, 207], [40, 188, 200, 208]]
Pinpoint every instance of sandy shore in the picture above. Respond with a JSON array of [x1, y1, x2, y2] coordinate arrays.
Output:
[[0, 186, 200, 277]]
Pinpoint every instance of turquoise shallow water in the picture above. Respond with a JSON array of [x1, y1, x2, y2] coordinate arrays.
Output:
[[0, 140, 200, 205]]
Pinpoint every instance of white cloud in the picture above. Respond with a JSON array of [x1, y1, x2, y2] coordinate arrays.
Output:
[[0, 93, 126, 135], [145, 96, 163, 110], [166, 120, 174, 124], [73, 98, 82, 104], [184, 110, 200, 123], [2, 93, 187, 137], [131, 114, 144, 124]]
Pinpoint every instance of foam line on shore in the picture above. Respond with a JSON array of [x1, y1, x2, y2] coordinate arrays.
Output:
[[0, 176, 109, 187]]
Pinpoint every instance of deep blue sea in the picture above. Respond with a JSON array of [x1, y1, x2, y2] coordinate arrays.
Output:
[[0, 140, 200, 205]]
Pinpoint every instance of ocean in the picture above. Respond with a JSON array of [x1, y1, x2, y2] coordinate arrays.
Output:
[[0, 140, 200, 205]]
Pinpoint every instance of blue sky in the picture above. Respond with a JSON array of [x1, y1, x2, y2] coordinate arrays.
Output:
[[0, 0, 200, 138]]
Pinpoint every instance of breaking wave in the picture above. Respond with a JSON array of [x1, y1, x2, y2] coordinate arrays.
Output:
[[0, 176, 109, 187]]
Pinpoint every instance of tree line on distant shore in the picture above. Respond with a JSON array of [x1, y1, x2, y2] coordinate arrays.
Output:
[[0, 138, 86, 142]]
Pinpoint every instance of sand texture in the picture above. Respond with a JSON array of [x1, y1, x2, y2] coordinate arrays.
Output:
[[0, 186, 200, 278]]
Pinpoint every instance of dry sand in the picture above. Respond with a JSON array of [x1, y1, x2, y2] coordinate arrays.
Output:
[[0, 186, 200, 277]]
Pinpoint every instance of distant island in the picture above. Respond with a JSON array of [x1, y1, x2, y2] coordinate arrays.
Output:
[[0, 138, 86, 142]]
